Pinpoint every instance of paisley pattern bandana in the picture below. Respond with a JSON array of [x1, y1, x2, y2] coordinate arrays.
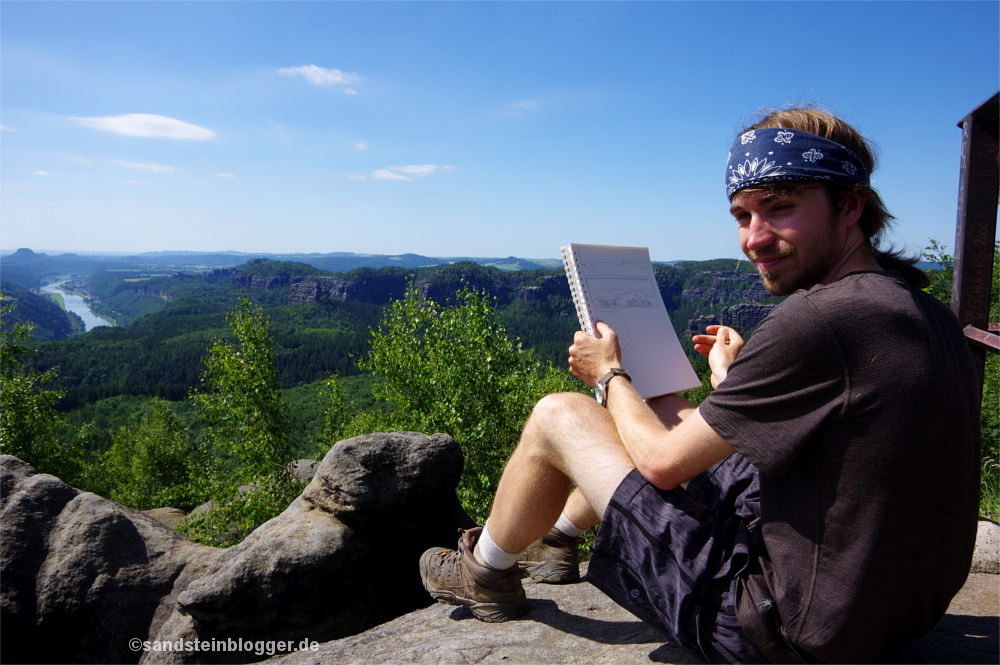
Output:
[[725, 128, 869, 198]]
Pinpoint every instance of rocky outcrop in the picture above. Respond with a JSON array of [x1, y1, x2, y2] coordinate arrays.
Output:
[[516, 275, 570, 303], [269, 563, 999, 665], [3, 448, 996, 665], [1, 432, 473, 664], [719, 303, 775, 333], [685, 304, 776, 339], [287, 275, 410, 305], [681, 272, 770, 306], [232, 274, 299, 291]]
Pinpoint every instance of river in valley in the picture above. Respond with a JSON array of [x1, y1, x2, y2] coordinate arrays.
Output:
[[40, 281, 115, 332]]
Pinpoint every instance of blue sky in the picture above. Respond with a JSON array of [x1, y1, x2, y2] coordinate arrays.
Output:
[[2, 1, 997, 262]]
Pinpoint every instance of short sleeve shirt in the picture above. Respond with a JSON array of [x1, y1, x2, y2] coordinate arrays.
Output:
[[701, 271, 980, 663]]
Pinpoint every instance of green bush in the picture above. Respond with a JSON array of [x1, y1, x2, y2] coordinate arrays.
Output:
[[0, 295, 85, 483], [924, 240, 999, 519], [356, 283, 583, 521], [86, 398, 194, 510], [178, 298, 304, 547]]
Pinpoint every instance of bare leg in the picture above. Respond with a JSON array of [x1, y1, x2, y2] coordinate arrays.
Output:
[[486, 391, 635, 555], [563, 487, 600, 531]]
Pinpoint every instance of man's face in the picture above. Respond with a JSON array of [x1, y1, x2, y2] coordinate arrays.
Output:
[[730, 186, 844, 296]]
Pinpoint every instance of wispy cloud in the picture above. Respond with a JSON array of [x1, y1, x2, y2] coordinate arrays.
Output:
[[1, 126, 15, 132], [369, 164, 455, 181], [277, 64, 360, 93], [114, 161, 174, 172], [347, 174, 368, 180], [216, 173, 235, 178], [372, 169, 410, 181], [387, 165, 455, 176], [33, 171, 49, 176], [71, 114, 215, 140], [354, 140, 368, 151], [499, 101, 542, 119]]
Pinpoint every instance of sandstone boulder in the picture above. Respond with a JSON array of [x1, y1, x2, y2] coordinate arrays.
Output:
[[1, 432, 471, 664]]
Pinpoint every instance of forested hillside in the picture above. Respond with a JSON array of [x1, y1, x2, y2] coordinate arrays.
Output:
[[2, 245, 996, 542], [0, 281, 83, 340], [3, 256, 774, 455]]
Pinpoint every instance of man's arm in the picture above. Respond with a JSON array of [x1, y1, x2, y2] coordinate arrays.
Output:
[[569, 321, 736, 490]]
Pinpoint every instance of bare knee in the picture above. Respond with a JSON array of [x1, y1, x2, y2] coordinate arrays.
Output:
[[528, 391, 601, 429]]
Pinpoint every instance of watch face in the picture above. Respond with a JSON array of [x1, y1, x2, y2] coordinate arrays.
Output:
[[595, 382, 606, 405]]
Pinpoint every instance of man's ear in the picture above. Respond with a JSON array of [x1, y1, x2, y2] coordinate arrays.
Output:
[[838, 191, 865, 228]]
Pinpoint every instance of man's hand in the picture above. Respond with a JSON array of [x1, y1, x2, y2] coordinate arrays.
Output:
[[691, 325, 745, 389], [568, 321, 623, 387]]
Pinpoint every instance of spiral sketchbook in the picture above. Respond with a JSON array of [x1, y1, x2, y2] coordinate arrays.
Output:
[[561, 243, 701, 399]]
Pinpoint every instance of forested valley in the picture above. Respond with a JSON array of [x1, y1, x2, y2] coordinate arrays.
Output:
[[1, 245, 996, 545]]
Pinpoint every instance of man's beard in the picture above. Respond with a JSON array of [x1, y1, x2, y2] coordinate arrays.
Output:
[[750, 236, 839, 296]]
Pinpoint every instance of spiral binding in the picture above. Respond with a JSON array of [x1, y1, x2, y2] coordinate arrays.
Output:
[[561, 244, 595, 337]]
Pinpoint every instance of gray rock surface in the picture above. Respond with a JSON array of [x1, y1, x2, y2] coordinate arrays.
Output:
[[144, 507, 188, 530], [971, 518, 999, 574], [2, 442, 996, 665], [719, 303, 775, 335], [272, 564, 999, 665], [1, 432, 472, 665], [1, 456, 211, 664]]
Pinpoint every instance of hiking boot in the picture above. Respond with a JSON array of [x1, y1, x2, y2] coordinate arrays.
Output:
[[517, 527, 581, 584], [419, 527, 528, 623]]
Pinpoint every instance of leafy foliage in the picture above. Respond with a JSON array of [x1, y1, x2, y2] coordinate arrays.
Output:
[[358, 283, 583, 521], [85, 399, 194, 510], [178, 298, 304, 547], [0, 280, 82, 340], [0, 295, 85, 483], [924, 240, 999, 518]]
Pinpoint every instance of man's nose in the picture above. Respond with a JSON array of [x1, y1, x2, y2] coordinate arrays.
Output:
[[743, 216, 775, 252]]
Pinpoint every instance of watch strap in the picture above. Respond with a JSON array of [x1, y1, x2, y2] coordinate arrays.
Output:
[[595, 368, 632, 406]]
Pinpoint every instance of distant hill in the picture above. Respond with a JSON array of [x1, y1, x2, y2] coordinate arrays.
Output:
[[0, 280, 83, 341], [1, 248, 652, 285]]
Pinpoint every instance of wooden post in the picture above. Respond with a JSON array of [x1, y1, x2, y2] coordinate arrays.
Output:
[[952, 92, 999, 394]]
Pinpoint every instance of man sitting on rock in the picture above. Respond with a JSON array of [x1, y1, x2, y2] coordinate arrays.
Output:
[[419, 107, 981, 664]]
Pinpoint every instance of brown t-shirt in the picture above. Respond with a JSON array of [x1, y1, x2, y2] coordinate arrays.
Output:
[[702, 271, 981, 664]]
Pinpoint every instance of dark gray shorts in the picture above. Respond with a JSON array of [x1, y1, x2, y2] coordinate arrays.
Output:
[[586, 454, 768, 664]]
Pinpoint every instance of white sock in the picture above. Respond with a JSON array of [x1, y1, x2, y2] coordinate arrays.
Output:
[[473, 521, 522, 570], [554, 512, 587, 538]]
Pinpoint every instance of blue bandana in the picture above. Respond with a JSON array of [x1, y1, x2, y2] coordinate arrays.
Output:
[[725, 128, 869, 198]]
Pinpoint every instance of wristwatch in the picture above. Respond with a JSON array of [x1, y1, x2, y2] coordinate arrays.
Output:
[[595, 368, 632, 407]]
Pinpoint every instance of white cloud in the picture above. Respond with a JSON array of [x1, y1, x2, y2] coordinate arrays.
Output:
[[277, 64, 360, 92], [347, 174, 368, 180], [114, 161, 174, 172], [354, 140, 368, 151], [71, 114, 215, 140], [1, 126, 15, 132], [216, 173, 235, 178], [499, 101, 542, 119], [33, 171, 49, 176], [372, 169, 410, 181], [387, 165, 455, 176]]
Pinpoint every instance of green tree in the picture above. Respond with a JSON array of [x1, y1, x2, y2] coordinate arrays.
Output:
[[0, 294, 83, 482], [923, 239, 955, 305], [179, 297, 302, 547], [924, 240, 999, 518], [86, 398, 194, 510], [358, 283, 582, 521]]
